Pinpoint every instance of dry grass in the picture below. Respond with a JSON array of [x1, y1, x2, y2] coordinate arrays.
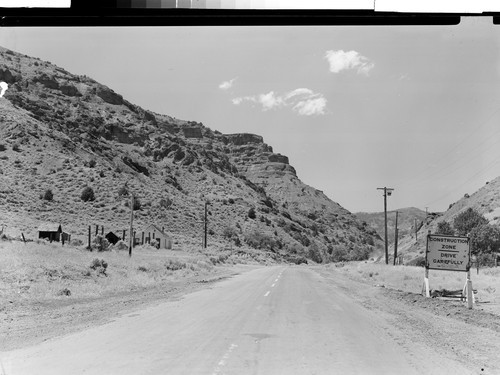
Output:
[[326, 261, 500, 313], [0, 239, 218, 303]]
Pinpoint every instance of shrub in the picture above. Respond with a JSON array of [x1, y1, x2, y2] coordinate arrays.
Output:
[[436, 221, 454, 235], [222, 226, 238, 239], [287, 256, 308, 265], [308, 243, 323, 263], [408, 256, 426, 267], [470, 224, 500, 256], [81, 186, 95, 202], [453, 208, 487, 236], [70, 238, 84, 246], [114, 240, 129, 251], [57, 288, 71, 296], [117, 185, 128, 197], [349, 245, 371, 261], [159, 197, 172, 208], [90, 258, 108, 276], [244, 230, 275, 250], [330, 245, 350, 262], [248, 207, 256, 219], [133, 197, 141, 210], [92, 235, 110, 251], [42, 189, 53, 201], [0, 144, 6, 152], [87, 158, 96, 168], [12, 143, 20, 152], [165, 259, 186, 271]]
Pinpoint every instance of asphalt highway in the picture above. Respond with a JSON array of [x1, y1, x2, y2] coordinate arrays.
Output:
[[1, 266, 472, 375]]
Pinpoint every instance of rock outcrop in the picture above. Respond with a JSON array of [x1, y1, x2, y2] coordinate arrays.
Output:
[[225, 133, 264, 146], [60, 84, 81, 97], [96, 86, 123, 105]]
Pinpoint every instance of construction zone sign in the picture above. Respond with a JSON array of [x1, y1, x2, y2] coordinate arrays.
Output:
[[426, 234, 470, 272]]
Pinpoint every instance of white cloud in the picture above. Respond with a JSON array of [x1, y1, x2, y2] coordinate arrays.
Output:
[[284, 88, 314, 100], [293, 96, 327, 116], [258, 91, 284, 110], [219, 77, 237, 90], [232, 88, 326, 116], [325, 49, 374, 75]]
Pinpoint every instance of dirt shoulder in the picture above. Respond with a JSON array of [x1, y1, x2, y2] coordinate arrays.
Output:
[[314, 264, 500, 374], [1, 265, 258, 351]]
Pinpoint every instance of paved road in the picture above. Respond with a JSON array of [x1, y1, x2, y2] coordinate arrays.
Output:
[[1, 266, 471, 374]]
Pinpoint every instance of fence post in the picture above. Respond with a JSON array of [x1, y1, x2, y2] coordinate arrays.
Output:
[[466, 269, 473, 309], [88, 225, 91, 250]]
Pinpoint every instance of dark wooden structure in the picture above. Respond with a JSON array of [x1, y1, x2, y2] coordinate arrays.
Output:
[[105, 231, 121, 245], [38, 222, 63, 242]]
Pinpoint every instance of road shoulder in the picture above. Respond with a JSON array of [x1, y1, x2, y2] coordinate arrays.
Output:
[[1, 265, 258, 351], [313, 264, 500, 374]]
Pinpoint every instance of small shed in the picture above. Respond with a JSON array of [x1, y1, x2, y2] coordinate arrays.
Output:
[[105, 231, 121, 245], [38, 222, 63, 242], [142, 224, 172, 249]]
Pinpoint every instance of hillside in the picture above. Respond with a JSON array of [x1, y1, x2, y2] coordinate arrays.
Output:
[[355, 207, 427, 244], [396, 177, 500, 263], [0, 46, 381, 263]]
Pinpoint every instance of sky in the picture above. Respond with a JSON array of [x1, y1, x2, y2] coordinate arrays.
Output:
[[1, 17, 500, 213]]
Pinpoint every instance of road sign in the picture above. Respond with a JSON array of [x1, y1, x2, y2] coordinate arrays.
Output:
[[426, 234, 470, 272]]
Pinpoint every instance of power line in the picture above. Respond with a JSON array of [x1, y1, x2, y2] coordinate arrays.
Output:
[[397, 104, 500, 189], [422, 157, 500, 209], [400, 130, 500, 190]]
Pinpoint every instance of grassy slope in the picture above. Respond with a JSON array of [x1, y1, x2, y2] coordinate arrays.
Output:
[[0, 238, 277, 305]]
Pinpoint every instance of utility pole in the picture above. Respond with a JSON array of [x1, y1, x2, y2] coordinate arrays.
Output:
[[393, 211, 399, 265], [204, 201, 208, 249], [414, 218, 418, 243], [377, 187, 394, 265], [129, 193, 134, 257]]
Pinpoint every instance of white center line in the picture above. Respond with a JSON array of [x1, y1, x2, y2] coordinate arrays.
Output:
[[212, 343, 238, 375], [264, 291, 270, 297], [274, 278, 279, 282], [271, 283, 276, 287]]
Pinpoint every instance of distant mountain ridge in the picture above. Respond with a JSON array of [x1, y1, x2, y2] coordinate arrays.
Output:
[[355, 207, 427, 244], [0, 46, 381, 263]]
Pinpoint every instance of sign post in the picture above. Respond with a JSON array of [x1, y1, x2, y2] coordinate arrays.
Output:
[[424, 232, 473, 308]]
